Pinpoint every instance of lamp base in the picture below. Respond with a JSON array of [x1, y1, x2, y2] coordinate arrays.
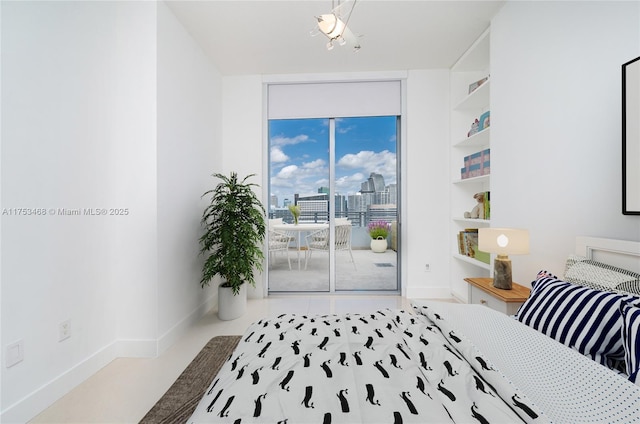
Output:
[[493, 255, 512, 290]]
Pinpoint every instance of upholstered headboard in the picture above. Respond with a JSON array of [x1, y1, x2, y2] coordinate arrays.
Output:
[[575, 236, 640, 274]]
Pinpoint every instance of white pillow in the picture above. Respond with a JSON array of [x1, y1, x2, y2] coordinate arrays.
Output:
[[563, 257, 640, 295]]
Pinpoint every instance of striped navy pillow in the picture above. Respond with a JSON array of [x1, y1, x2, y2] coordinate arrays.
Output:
[[620, 300, 640, 385], [514, 276, 640, 370]]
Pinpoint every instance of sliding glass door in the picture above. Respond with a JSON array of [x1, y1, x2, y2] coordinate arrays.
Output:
[[267, 116, 399, 293], [267, 118, 331, 292]]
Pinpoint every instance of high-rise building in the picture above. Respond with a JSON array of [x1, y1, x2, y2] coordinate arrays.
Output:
[[368, 204, 397, 223], [298, 199, 328, 222], [388, 183, 398, 205], [369, 172, 385, 192]]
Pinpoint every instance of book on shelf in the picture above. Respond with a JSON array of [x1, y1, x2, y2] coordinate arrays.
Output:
[[483, 191, 490, 220], [457, 228, 490, 264]]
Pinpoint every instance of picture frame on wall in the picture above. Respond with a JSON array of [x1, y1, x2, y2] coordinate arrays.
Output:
[[622, 56, 640, 215]]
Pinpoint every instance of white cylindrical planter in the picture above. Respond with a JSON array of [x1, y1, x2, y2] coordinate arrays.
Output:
[[218, 283, 247, 321], [370, 237, 387, 253]]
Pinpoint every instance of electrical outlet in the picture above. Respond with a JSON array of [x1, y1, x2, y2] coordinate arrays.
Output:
[[6, 340, 24, 368], [425, 263, 431, 272], [59, 320, 71, 342]]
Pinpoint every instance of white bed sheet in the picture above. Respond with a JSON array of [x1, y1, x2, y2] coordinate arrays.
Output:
[[414, 300, 640, 423]]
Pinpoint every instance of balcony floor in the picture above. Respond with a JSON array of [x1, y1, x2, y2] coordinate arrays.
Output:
[[267, 248, 398, 292]]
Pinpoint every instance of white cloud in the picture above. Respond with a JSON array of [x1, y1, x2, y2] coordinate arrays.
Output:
[[270, 147, 289, 163], [270, 134, 309, 147], [337, 150, 396, 173], [335, 173, 365, 192], [277, 164, 299, 179], [303, 158, 326, 169]]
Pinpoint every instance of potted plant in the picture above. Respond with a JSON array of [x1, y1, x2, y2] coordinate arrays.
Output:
[[288, 204, 300, 224], [367, 220, 390, 253], [199, 172, 266, 320]]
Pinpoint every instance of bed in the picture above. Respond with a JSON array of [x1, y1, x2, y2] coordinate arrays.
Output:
[[188, 237, 640, 423]]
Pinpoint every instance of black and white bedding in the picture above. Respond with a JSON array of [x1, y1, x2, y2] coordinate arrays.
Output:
[[188, 237, 640, 423], [189, 303, 548, 423]]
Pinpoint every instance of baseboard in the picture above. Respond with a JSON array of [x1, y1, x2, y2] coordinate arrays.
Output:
[[157, 293, 217, 355], [405, 286, 454, 300], [1, 295, 218, 423], [115, 339, 159, 358], [0, 341, 117, 424]]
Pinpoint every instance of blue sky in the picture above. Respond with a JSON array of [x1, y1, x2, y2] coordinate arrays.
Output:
[[269, 116, 397, 206]]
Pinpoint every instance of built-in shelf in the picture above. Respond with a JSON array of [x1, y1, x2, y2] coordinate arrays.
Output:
[[453, 174, 490, 185], [454, 127, 490, 149], [453, 79, 490, 111], [450, 27, 492, 298], [453, 217, 490, 224], [453, 253, 492, 270]]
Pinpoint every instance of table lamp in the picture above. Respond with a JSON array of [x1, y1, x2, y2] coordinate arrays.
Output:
[[478, 228, 530, 290]]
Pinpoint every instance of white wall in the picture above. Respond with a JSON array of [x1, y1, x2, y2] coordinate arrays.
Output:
[[1, 2, 222, 421], [491, 1, 640, 286], [1, 2, 154, 419], [156, 1, 220, 352], [221, 75, 266, 299], [221, 71, 451, 298], [404, 70, 452, 298]]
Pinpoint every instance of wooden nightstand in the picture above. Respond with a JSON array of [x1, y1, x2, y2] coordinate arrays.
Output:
[[464, 277, 531, 315]]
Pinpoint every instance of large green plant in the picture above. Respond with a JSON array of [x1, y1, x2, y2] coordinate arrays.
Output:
[[199, 172, 266, 295]]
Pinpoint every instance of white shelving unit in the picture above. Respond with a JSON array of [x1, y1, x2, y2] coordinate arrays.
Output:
[[449, 28, 492, 301]]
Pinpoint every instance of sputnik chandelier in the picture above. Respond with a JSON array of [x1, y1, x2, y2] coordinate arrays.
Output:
[[312, 0, 361, 51]]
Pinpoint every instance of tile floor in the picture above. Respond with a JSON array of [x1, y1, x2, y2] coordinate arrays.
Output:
[[268, 249, 398, 292], [30, 295, 418, 423]]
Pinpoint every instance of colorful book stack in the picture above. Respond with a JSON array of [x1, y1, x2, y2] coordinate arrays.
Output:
[[461, 148, 490, 179], [457, 228, 490, 264]]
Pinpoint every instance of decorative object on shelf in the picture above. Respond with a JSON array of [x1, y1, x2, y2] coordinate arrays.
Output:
[[312, 0, 362, 51], [288, 204, 301, 225], [467, 118, 480, 137], [199, 172, 266, 320], [478, 228, 530, 290], [367, 220, 390, 253], [457, 228, 490, 264], [461, 148, 490, 179], [479, 111, 490, 131], [468, 76, 489, 94], [464, 192, 485, 219]]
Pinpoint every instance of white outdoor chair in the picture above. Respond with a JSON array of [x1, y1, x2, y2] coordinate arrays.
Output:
[[304, 224, 356, 270], [268, 229, 294, 270]]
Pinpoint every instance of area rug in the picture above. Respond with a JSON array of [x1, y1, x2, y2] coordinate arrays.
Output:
[[140, 335, 242, 424]]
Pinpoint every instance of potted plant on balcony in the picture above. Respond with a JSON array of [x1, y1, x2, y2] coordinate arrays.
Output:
[[288, 204, 300, 225], [199, 172, 266, 320], [367, 220, 390, 253]]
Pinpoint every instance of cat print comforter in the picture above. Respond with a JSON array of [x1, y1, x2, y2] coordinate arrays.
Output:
[[189, 303, 548, 423]]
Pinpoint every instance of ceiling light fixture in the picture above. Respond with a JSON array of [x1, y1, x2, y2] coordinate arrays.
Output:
[[312, 0, 361, 51]]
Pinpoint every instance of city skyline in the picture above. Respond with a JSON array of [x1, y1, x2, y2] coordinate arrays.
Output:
[[269, 116, 397, 207]]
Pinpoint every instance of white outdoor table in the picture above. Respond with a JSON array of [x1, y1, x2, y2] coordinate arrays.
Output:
[[272, 223, 328, 270]]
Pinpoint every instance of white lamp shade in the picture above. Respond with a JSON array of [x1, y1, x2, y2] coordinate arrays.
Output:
[[317, 14, 346, 39], [478, 228, 530, 255]]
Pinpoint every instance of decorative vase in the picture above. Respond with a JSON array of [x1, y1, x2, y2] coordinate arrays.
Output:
[[370, 237, 387, 253], [294, 215, 298, 225], [218, 282, 247, 321]]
